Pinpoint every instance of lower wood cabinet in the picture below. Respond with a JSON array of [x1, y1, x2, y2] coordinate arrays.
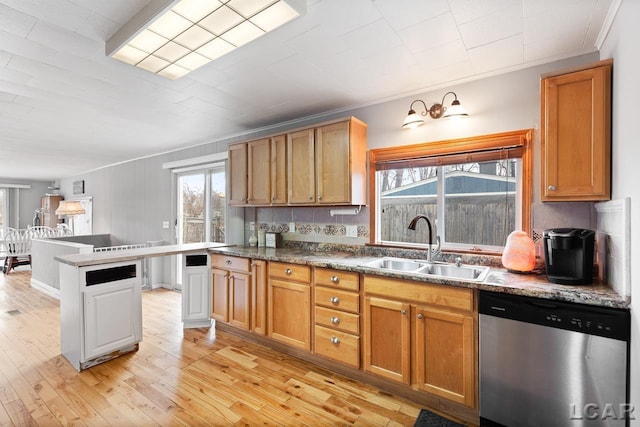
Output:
[[362, 275, 477, 408], [268, 262, 311, 350], [313, 268, 361, 368], [363, 296, 411, 383], [211, 255, 251, 330], [250, 260, 267, 335]]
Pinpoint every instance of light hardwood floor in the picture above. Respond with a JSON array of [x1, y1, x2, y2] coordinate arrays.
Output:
[[0, 269, 424, 426]]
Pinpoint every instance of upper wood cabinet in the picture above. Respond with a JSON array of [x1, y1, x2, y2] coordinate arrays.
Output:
[[247, 138, 271, 205], [228, 117, 367, 207], [229, 143, 247, 205], [540, 59, 612, 201]]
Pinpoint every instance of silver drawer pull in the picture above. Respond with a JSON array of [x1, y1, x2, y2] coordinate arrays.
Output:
[[401, 309, 407, 315], [548, 185, 556, 191], [330, 337, 340, 344], [225, 259, 232, 265], [330, 275, 339, 283], [330, 316, 340, 324], [417, 313, 424, 320], [285, 268, 292, 275], [330, 297, 340, 304]]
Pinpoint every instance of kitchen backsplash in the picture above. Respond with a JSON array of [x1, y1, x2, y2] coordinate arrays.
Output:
[[247, 206, 370, 246]]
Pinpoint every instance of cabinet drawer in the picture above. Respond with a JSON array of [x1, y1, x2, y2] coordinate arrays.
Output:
[[314, 325, 359, 368], [269, 262, 311, 283], [314, 268, 359, 291], [211, 254, 250, 272], [315, 306, 359, 335], [363, 275, 474, 312], [315, 286, 359, 313]]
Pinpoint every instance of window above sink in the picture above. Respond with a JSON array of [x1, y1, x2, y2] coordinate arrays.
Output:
[[369, 130, 533, 254]]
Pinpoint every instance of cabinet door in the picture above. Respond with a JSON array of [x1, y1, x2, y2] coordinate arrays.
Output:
[[316, 121, 350, 204], [211, 268, 229, 322], [541, 63, 611, 201], [414, 306, 475, 408], [182, 266, 210, 324], [251, 260, 268, 335], [363, 296, 410, 384], [83, 279, 142, 361], [268, 279, 311, 350], [287, 129, 315, 204], [247, 138, 271, 205], [270, 135, 287, 205], [229, 143, 247, 205], [229, 271, 251, 330]]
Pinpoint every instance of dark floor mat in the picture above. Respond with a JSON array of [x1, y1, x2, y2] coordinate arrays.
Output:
[[414, 409, 466, 427]]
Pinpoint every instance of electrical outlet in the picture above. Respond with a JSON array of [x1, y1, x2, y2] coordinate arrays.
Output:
[[289, 222, 296, 233], [346, 225, 357, 238], [162, 221, 169, 229], [249, 221, 255, 231]]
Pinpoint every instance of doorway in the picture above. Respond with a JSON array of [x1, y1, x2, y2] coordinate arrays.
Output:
[[176, 165, 226, 287]]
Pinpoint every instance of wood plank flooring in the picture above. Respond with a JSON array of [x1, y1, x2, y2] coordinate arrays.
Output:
[[0, 269, 424, 426]]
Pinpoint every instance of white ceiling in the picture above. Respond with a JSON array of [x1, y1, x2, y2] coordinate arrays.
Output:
[[0, 0, 616, 181]]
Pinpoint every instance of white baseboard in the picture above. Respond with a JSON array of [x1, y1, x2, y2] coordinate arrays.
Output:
[[30, 278, 60, 300]]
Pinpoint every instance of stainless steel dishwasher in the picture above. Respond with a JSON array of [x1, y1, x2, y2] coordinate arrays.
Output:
[[479, 291, 630, 427]]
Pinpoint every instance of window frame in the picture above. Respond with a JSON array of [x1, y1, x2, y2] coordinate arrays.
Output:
[[368, 129, 533, 253]]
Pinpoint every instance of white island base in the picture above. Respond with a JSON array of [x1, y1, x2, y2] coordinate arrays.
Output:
[[56, 242, 226, 371]]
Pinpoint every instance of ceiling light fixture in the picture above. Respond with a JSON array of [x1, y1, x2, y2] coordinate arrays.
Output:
[[401, 91, 469, 129], [106, 0, 306, 80]]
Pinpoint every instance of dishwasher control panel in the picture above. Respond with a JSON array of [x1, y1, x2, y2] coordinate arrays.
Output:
[[479, 291, 630, 341]]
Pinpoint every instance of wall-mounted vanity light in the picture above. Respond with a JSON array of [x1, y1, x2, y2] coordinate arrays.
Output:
[[401, 91, 468, 129]]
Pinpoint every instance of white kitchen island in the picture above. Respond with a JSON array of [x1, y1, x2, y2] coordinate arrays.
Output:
[[55, 242, 228, 371]]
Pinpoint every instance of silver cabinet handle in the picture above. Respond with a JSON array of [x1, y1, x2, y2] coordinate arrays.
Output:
[[417, 313, 424, 319], [225, 259, 232, 265], [330, 275, 339, 283], [318, 195, 322, 200], [330, 297, 340, 304], [285, 268, 292, 275], [330, 316, 340, 324], [330, 337, 340, 344], [401, 309, 407, 315], [548, 185, 556, 191]]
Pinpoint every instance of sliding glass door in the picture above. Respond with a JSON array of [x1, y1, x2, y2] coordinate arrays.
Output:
[[176, 165, 226, 287]]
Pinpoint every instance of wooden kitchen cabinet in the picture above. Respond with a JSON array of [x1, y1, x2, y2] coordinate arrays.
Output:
[[540, 59, 612, 201], [228, 117, 367, 207], [211, 255, 251, 330], [268, 262, 311, 350], [313, 268, 361, 368], [250, 259, 267, 335], [270, 135, 288, 205], [363, 275, 477, 408], [414, 306, 475, 407], [315, 119, 367, 205], [287, 129, 316, 204], [247, 138, 271, 205], [229, 143, 247, 205], [288, 117, 367, 205], [363, 295, 411, 383]]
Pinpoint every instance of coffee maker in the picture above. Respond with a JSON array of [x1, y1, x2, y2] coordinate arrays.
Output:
[[543, 228, 595, 285]]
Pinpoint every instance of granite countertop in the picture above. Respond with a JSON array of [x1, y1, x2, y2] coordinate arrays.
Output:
[[55, 242, 231, 267], [208, 245, 630, 309]]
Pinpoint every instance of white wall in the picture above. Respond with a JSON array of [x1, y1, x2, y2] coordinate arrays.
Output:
[[600, 0, 640, 421]]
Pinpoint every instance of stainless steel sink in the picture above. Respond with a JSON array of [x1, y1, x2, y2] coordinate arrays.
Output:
[[363, 257, 427, 272], [422, 263, 490, 281], [362, 257, 490, 282]]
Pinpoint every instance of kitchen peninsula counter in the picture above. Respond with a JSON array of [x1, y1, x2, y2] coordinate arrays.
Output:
[[55, 242, 230, 267], [207, 245, 629, 309]]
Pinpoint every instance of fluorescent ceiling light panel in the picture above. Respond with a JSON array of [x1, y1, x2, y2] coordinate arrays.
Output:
[[107, 0, 306, 80]]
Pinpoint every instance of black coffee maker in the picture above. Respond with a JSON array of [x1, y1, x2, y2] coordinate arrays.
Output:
[[543, 228, 595, 285]]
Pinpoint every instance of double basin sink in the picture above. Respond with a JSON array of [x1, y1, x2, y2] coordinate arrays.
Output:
[[362, 257, 490, 282]]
